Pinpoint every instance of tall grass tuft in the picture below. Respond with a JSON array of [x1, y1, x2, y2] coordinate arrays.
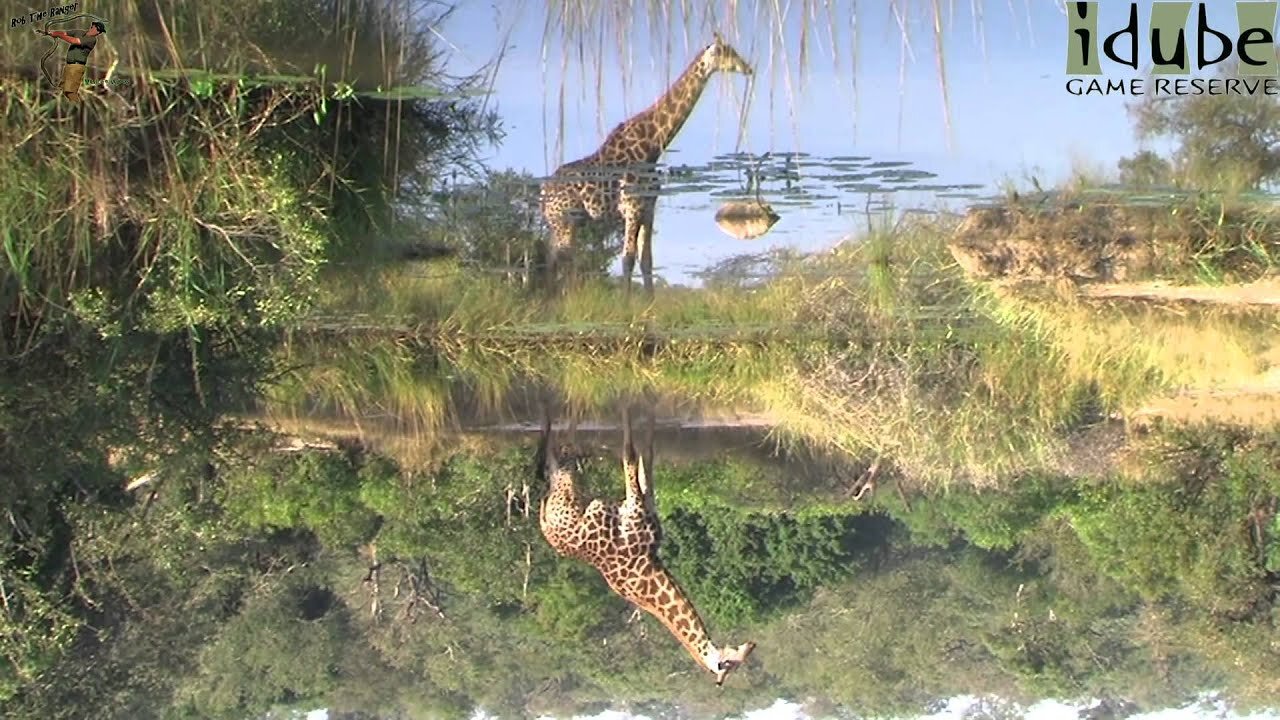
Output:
[[0, 0, 498, 357]]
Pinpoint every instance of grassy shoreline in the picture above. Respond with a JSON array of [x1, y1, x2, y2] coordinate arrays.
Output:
[[264, 190, 1279, 487]]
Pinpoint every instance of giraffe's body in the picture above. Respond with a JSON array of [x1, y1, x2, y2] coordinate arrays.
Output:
[[540, 34, 754, 296], [537, 407, 756, 686]]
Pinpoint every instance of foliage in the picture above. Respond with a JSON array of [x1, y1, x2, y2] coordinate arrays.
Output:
[[1, 0, 501, 353], [174, 574, 349, 719], [428, 168, 545, 269], [223, 450, 382, 548], [0, 561, 83, 701], [5, 412, 1280, 719], [887, 474, 1068, 551], [1061, 426, 1280, 617], [7, 3, 1280, 717], [1116, 150, 1175, 189], [529, 561, 626, 642], [659, 506, 865, 626], [1, 0, 501, 713], [418, 168, 622, 281], [1129, 58, 1280, 191]]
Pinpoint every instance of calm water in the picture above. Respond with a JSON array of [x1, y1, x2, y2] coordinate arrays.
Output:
[[447, 148, 994, 288], [591, 150, 992, 286]]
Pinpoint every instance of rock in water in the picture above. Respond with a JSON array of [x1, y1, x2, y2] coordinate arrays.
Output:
[[715, 200, 781, 240]]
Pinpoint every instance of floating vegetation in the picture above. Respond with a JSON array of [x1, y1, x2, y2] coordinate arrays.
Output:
[[644, 152, 989, 217]]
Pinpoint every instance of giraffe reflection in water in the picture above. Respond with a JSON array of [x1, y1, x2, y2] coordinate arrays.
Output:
[[539, 33, 754, 297], [536, 403, 756, 686]]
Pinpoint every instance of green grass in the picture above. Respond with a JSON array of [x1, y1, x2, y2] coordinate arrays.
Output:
[[0, 0, 488, 351], [0, 75, 332, 352], [263, 217, 1064, 485], [981, 182, 1280, 285], [270, 185, 1280, 487], [985, 286, 1278, 396]]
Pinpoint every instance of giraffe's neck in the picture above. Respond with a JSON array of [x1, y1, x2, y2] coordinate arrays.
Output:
[[628, 561, 720, 672], [600, 52, 714, 164]]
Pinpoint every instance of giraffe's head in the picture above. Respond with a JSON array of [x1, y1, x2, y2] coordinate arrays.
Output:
[[708, 641, 756, 687], [702, 32, 754, 76]]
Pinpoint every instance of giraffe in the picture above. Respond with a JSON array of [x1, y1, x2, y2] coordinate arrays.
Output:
[[540, 33, 754, 297], [536, 403, 756, 686]]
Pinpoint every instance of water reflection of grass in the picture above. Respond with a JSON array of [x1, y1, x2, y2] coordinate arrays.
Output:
[[271, 203, 1280, 487]]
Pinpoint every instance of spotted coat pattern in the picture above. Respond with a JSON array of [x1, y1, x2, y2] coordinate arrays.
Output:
[[536, 407, 756, 686], [539, 34, 754, 296]]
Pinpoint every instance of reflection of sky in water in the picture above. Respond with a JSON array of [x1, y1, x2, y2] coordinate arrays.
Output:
[[638, 150, 990, 285], [510, 150, 990, 286]]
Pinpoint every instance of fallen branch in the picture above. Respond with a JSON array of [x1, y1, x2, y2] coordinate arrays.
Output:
[[844, 456, 881, 501], [124, 471, 160, 492], [521, 542, 532, 601], [386, 557, 446, 623], [362, 544, 382, 619]]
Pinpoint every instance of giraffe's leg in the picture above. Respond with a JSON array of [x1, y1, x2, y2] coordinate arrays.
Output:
[[547, 219, 576, 295], [539, 186, 558, 292], [538, 402, 585, 520], [638, 219, 655, 297], [537, 404, 561, 491], [565, 230, 580, 290], [640, 404, 656, 518], [545, 220, 561, 290], [621, 405, 642, 508], [621, 213, 641, 298]]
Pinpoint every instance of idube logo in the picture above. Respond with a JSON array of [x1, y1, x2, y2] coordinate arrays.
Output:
[[1065, 1, 1280, 96]]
